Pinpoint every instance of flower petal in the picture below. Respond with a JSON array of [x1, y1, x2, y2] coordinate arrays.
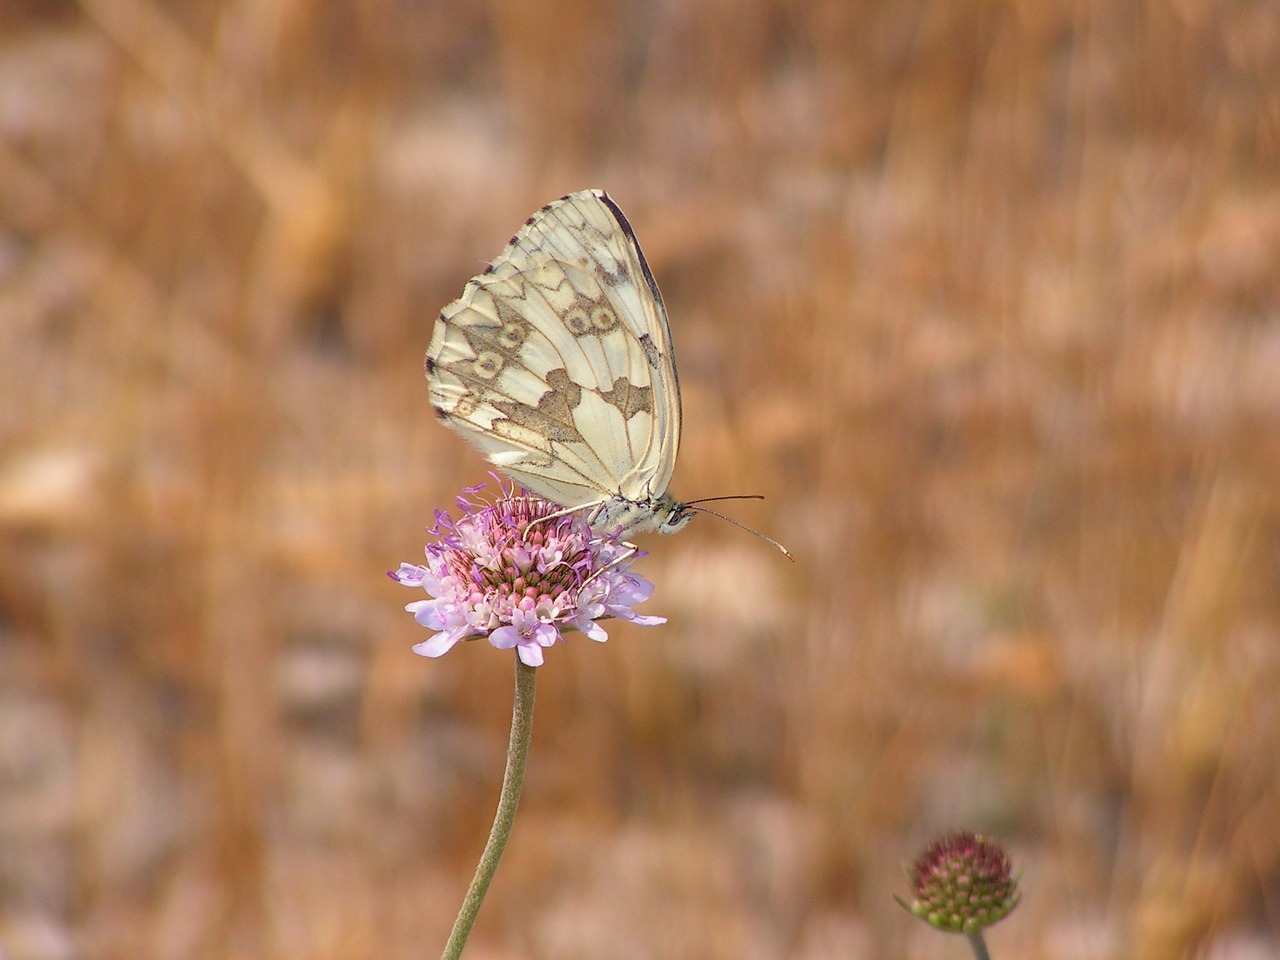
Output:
[[516, 643, 544, 667], [620, 613, 666, 627], [412, 631, 463, 658], [388, 563, 427, 587], [489, 625, 520, 651], [610, 574, 655, 606], [573, 617, 609, 642], [533, 622, 560, 647], [406, 599, 449, 630]]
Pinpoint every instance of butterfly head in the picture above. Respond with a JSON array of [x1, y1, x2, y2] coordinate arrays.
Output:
[[592, 493, 694, 537], [655, 498, 695, 535]]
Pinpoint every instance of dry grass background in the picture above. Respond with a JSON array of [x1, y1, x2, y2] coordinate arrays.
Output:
[[1, 1, 1278, 958]]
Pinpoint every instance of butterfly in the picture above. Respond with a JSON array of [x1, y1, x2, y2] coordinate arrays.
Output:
[[426, 189, 791, 556]]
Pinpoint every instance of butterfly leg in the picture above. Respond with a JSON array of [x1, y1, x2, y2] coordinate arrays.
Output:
[[578, 538, 639, 590]]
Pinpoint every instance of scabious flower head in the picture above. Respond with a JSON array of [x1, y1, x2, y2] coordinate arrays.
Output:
[[897, 831, 1021, 934], [390, 482, 665, 667]]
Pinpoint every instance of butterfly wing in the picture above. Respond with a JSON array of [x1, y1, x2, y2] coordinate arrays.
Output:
[[426, 189, 682, 510]]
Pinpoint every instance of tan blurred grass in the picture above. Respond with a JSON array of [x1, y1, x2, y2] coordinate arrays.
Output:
[[1, 1, 1278, 958]]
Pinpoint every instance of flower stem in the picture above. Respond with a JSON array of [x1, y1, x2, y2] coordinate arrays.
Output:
[[440, 656, 538, 960], [966, 931, 992, 960]]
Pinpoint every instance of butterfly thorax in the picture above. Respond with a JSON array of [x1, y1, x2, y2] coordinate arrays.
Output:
[[589, 493, 693, 536]]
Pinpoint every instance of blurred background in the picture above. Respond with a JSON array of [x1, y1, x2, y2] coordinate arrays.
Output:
[[1, 1, 1278, 958]]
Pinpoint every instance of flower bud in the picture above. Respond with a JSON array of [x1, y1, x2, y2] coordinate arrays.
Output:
[[897, 831, 1021, 934]]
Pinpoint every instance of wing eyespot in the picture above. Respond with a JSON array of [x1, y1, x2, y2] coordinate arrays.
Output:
[[472, 351, 505, 380], [498, 318, 531, 349], [590, 304, 618, 332]]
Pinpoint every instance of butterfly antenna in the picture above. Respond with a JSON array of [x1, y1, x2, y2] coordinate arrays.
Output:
[[684, 494, 765, 506], [685, 503, 794, 561]]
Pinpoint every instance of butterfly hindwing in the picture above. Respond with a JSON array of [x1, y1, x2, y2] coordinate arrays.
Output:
[[427, 190, 683, 521]]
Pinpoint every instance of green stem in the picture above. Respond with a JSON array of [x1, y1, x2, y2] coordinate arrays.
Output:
[[966, 930, 992, 960], [440, 656, 538, 960]]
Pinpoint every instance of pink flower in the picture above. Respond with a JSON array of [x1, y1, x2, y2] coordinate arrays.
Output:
[[390, 483, 665, 666]]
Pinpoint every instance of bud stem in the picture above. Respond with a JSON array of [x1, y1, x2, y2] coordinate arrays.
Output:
[[966, 931, 992, 960]]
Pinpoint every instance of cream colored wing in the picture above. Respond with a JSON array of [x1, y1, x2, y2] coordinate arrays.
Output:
[[425, 189, 682, 511]]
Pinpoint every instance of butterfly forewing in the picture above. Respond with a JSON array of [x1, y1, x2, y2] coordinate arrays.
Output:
[[426, 189, 683, 525]]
